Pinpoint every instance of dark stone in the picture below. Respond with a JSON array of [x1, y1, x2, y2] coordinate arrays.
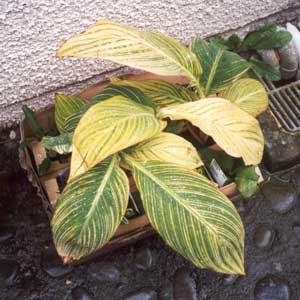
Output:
[[0, 225, 15, 243], [89, 262, 120, 283], [72, 287, 93, 300], [292, 222, 300, 237], [124, 288, 157, 300], [254, 224, 275, 249], [42, 247, 73, 278], [258, 111, 300, 172], [261, 181, 297, 214], [135, 247, 153, 271], [254, 275, 289, 300], [0, 259, 19, 287], [223, 274, 239, 285], [173, 267, 197, 300]]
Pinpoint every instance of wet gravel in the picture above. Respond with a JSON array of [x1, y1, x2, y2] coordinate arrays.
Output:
[[1, 128, 300, 300]]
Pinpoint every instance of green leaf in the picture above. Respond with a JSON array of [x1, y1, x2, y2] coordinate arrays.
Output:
[[52, 155, 129, 260], [124, 156, 245, 274], [219, 78, 268, 117], [55, 94, 87, 133], [38, 157, 52, 176], [57, 19, 202, 87], [235, 166, 259, 198], [190, 38, 250, 95], [22, 105, 44, 138], [70, 96, 166, 180], [158, 98, 264, 166], [42, 133, 73, 154], [127, 132, 203, 169], [111, 78, 197, 106], [240, 25, 292, 51], [249, 57, 281, 81]]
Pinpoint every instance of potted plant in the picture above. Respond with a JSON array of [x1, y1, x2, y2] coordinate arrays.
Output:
[[21, 20, 268, 274]]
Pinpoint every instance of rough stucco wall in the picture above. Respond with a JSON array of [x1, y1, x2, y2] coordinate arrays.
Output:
[[0, 0, 300, 127]]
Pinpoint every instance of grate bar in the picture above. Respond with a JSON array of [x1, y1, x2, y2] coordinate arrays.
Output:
[[268, 80, 300, 132]]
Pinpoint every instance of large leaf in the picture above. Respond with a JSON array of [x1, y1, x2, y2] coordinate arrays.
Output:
[[240, 24, 292, 51], [235, 166, 259, 198], [55, 94, 87, 133], [190, 38, 250, 95], [124, 156, 244, 274], [57, 20, 202, 86], [127, 132, 203, 169], [158, 98, 264, 165], [52, 155, 129, 260], [111, 78, 197, 106], [42, 132, 73, 154], [63, 84, 156, 133], [70, 96, 166, 180], [219, 78, 268, 117]]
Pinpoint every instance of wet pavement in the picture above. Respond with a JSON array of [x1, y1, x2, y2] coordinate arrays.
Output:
[[0, 128, 300, 300]]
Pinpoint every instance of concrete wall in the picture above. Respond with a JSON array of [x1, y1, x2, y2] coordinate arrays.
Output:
[[1, 0, 300, 127]]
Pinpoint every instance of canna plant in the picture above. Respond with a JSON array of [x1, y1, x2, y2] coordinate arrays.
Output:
[[47, 20, 269, 274]]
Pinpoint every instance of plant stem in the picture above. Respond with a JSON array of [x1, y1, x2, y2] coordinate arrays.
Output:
[[195, 81, 205, 99]]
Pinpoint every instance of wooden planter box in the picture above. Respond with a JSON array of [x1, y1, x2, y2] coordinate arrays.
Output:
[[20, 72, 263, 262]]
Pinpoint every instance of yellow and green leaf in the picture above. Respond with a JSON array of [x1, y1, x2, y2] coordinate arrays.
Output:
[[70, 96, 166, 180], [111, 78, 197, 106], [190, 38, 250, 96], [124, 156, 245, 274], [57, 20, 202, 86], [126, 132, 203, 169], [52, 155, 129, 260], [158, 98, 264, 165], [55, 94, 87, 133], [219, 78, 268, 117], [42, 132, 73, 154], [63, 84, 156, 133]]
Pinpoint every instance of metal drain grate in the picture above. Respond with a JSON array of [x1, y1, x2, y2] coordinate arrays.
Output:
[[264, 80, 300, 133]]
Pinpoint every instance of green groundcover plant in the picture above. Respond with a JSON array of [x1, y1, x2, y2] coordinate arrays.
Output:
[[38, 20, 270, 274]]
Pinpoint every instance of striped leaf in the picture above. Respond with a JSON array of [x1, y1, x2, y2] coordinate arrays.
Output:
[[127, 132, 203, 169], [42, 132, 73, 154], [64, 84, 156, 133], [158, 98, 264, 165], [57, 20, 202, 86], [219, 78, 268, 117], [55, 94, 87, 133], [111, 78, 197, 106], [52, 155, 129, 260], [124, 156, 245, 274], [70, 96, 166, 180], [190, 38, 250, 96]]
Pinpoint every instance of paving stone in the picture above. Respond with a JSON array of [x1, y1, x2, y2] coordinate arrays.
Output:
[[254, 224, 275, 249], [135, 247, 153, 271], [261, 181, 298, 214], [88, 262, 120, 283], [42, 247, 73, 278], [124, 288, 157, 300], [173, 267, 197, 300], [0, 259, 19, 287], [254, 275, 289, 300], [72, 287, 93, 300]]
